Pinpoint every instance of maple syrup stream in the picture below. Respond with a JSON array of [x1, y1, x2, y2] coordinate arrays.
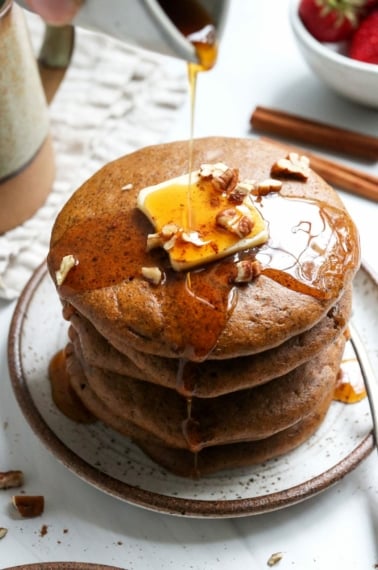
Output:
[[157, 0, 219, 470]]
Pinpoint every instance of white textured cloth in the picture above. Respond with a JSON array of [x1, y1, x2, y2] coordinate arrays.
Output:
[[0, 13, 187, 300]]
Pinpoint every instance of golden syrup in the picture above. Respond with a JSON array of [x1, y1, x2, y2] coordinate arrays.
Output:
[[334, 358, 367, 404], [156, 9, 219, 476], [187, 39, 217, 229], [157, 0, 218, 228], [255, 194, 360, 300], [48, 349, 95, 423]]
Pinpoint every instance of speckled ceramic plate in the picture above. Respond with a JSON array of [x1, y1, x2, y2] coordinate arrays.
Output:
[[4, 562, 122, 570], [7, 262, 377, 518]]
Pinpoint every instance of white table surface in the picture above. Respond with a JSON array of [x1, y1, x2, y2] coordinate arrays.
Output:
[[1, 1, 378, 568]]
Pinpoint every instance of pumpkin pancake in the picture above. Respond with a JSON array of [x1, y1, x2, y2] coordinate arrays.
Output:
[[66, 335, 345, 451], [47, 137, 360, 361], [137, 402, 333, 478], [69, 286, 351, 397], [66, 342, 340, 478], [67, 347, 333, 478]]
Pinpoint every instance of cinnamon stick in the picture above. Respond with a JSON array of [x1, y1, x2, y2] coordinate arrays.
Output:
[[251, 106, 378, 162], [261, 136, 378, 202]]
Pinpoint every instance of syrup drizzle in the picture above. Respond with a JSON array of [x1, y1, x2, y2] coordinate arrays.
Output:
[[187, 30, 217, 174], [187, 36, 217, 231], [157, 1, 218, 471]]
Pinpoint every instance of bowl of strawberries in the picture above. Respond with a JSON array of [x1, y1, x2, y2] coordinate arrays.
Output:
[[289, 0, 378, 108]]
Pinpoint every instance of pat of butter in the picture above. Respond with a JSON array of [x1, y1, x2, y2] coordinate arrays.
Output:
[[137, 171, 268, 271]]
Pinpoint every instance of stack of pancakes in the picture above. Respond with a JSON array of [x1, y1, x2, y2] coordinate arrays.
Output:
[[47, 137, 360, 477]]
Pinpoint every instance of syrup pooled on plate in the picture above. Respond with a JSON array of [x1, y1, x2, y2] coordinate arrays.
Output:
[[48, 347, 94, 423], [334, 357, 367, 404]]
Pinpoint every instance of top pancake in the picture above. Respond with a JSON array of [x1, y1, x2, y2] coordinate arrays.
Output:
[[48, 137, 360, 360]]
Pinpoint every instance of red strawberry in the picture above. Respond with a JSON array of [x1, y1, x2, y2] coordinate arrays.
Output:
[[348, 10, 378, 63], [299, 0, 368, 42], [364, 0, 378, 9]]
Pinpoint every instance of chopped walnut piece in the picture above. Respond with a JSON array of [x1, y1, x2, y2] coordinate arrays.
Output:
[[181, 231, 210, 247], [163, 234, 177, 251], [237, 215, 254, 237], [216, 207, 238, 226], [252, 178, 283, 196], [12, 495, 44, 518], [0, 527, 8, 539], [146, 224, 181, 252], [160, 223, 180, 250], [267, 552, 283, 566], [211, 167, 239, 194], [199, 162, 239, 194], [271, 152, 310, 181], [146, 232, 163, 251], [228, 180, 256, 204], [233, 259, 262, 283], [161, 223, 179, 238], [0, 470, 24, 490], [55, 254, 77, 286], [141, 266, 163, 285], [121, 183, 133, 191], [199, 162, 229, 179], [216, 205, 255, 239]]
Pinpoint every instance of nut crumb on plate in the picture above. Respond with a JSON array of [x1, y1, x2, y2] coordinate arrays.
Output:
[[0, 470, 24, 489], [12, 495, 45, 518], [267, 552, 283, 566]]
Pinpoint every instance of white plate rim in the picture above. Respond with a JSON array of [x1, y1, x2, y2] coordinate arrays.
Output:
[[3, 562, 122, 570]]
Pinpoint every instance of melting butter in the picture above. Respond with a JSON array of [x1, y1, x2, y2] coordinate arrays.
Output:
[[137, 171, 268, 271]]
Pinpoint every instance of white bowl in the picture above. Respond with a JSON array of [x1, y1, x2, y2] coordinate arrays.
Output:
[[289, 0, 378, 108]]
